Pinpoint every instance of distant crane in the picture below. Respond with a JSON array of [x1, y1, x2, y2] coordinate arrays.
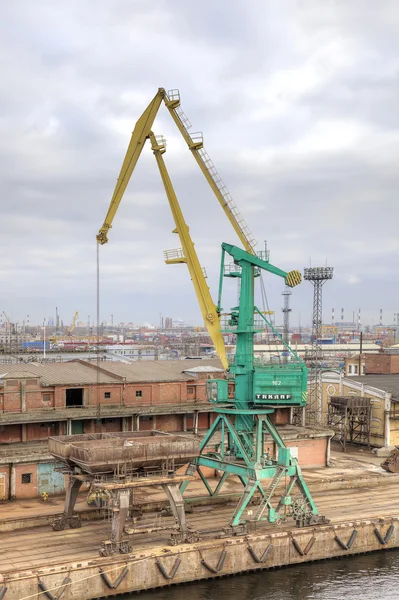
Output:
[[2, 311, 15, 335], [65, 310, 79, 337]]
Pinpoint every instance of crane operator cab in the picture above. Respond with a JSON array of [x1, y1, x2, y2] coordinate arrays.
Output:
[[206, 362, 307, 407]]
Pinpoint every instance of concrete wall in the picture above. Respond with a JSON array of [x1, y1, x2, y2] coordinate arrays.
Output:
[[3, 518, 398, 599]]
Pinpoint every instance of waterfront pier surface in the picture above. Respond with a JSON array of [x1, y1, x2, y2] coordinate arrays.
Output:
[[1, 449, 399, 599]]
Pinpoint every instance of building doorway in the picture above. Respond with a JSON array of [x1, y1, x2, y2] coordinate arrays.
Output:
[[71, 420, 84, 434], [66, 388, 84, 408]]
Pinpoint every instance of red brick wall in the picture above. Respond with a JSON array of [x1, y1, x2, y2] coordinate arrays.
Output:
[[124, 385, 152, 406], [101, 419, 122, 433], [365, 354, 399, 374], [15, 464, 38, 499], [26, 423, 57, 441], [159, 383, 183, 405], [84, 420, 97, 434], [2, 391, 21, 412], [270, 408, 290, 426], [198, 413, 209, 429], [25, 390, 54, 410], [156, 414, 183, 432], [139, 417, 154, 431], [0, 425, 22, 444], [1, 378, 212, 417], [285, 438, 327, 468], [87, 385, 122, 406]]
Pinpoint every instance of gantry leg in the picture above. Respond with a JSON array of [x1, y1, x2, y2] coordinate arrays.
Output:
[[111, 490, 130, 542], [52, 476, 83, 531], [162, 483, 187, 532]]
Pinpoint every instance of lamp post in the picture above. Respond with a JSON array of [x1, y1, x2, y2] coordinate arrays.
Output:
[[43, 319, 46, 360]]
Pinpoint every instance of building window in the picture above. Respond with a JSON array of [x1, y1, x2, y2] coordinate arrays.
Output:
[[187, 386, 194, 394], [136, 390, 143, 398], [141, 415, 153, 421], [104, 392, 111, 399], [42, 393, 52, 402], [21, 473, 32, 484]]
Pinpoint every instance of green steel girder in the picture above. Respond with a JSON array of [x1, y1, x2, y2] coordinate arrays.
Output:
[[193, 455, 298, 480], [181, 242, 321, 528]]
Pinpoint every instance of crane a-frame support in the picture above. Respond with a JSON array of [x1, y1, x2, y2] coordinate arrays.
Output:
[[180, 244, 324, 529]]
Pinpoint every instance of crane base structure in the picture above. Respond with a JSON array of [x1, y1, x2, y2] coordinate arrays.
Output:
[[181, 243, 328, 529]]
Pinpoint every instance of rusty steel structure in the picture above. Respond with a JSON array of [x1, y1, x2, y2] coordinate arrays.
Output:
[[49, 432, 200, 555], [303, 266, 334, 425], [327, 396, 372, 452]]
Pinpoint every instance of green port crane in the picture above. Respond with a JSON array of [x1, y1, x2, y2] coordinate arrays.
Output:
[[180, 244, 326, 528], [97, 87, 324, 529]]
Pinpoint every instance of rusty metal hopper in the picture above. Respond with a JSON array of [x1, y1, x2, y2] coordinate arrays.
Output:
[[48, 431, 200, 474]]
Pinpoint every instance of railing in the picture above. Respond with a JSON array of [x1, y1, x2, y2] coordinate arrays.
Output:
[[164, 248, 185, 261], [166, 88, 257, 253], [0, 399, 211, 416]]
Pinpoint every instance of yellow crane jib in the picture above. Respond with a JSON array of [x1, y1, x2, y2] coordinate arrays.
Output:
[[149, 132, 228, 369], [95, 88, 267, 371], [96, 88, 256, 255]]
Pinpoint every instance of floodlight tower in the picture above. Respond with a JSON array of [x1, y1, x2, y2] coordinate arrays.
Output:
[[282, 286, 291, 363], [304, 266, 334, 425]]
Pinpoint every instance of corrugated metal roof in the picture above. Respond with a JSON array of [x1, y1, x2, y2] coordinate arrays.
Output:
[[0, 370, 42, 380], [348, 374, 399, 399], [0, 362, 121, 386], [183, 365, 225, 374], [0, 358, 225, 386], [96, 358, 224, 383]]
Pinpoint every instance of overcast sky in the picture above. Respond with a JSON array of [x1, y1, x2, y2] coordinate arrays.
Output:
[[1, 1, 398, 328]]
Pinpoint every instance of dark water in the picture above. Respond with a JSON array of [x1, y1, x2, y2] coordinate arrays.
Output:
[[123, 550, 399, 599]]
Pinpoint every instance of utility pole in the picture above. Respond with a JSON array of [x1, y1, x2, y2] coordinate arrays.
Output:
[[43, 319, 46, 360], [303, 266, 334, 425]]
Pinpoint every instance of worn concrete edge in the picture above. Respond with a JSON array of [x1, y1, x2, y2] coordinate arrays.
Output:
[[1, 515, 398, 600]]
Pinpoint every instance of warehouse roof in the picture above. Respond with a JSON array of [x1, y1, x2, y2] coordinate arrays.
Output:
[[349, 374, 399, 400], [0, 358, 225, 386], [0, 362, 121, 386], [94, 358, 224, 383]]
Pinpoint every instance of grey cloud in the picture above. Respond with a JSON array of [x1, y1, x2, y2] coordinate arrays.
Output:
[[0, 0, 398, 327]]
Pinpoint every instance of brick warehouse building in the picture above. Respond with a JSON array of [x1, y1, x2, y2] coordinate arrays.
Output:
[[0, 359, 226, 442], [0, 359, 332, 500]]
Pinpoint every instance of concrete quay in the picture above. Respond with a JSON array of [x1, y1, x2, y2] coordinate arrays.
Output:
[[1, 478, 399, 599]]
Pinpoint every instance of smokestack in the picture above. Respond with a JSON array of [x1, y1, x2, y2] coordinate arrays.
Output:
[[358, 308, 361, 331], [332, 308, 335, 325], [380, 308, 383, 327], [341, 308, 344, 323]]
